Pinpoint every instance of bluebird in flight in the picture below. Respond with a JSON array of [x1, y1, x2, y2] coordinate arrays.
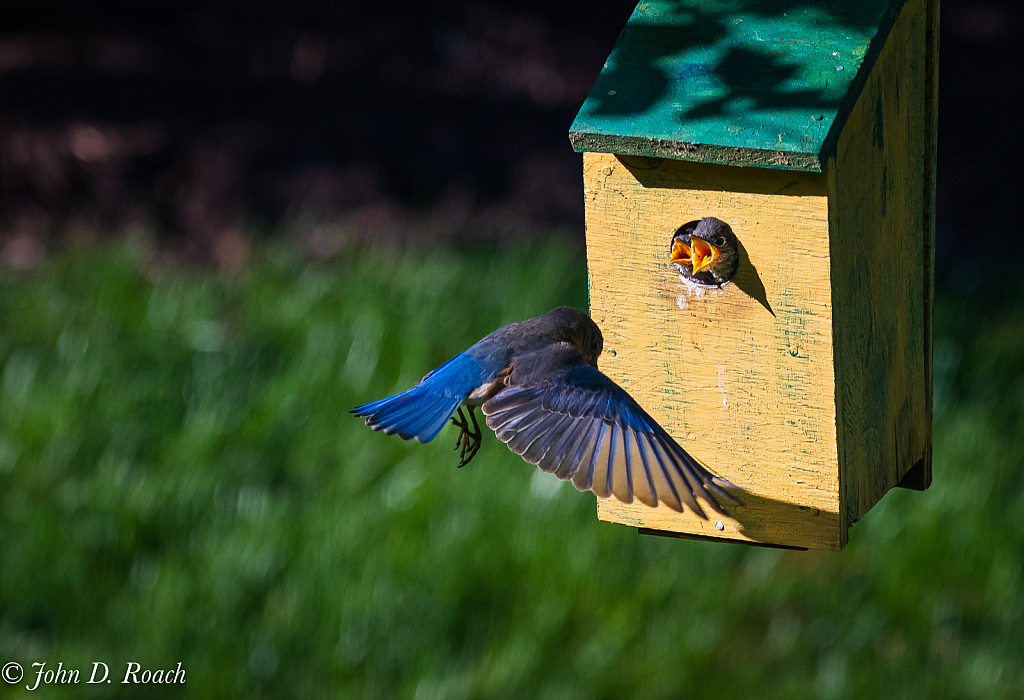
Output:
[[670, 217, 740, 288], [352, 307, 739, 518]]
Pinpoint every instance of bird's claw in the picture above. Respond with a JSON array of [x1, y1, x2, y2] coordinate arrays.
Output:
[[451, 407, 482, 468]]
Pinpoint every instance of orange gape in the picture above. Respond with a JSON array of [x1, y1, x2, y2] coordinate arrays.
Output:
[[670, 237, 720, 274]]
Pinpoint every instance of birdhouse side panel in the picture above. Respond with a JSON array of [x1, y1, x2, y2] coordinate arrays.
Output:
[[584, 153, 844, 550], [826, 0, 932, 526], [920, 0, 939, 488]]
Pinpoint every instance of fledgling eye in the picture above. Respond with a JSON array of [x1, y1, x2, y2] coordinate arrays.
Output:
[[715, 236, 727, 247]]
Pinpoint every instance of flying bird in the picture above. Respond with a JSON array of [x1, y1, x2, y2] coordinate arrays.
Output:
[[670, 217, 740, 288], [352, 307, 740, 518]]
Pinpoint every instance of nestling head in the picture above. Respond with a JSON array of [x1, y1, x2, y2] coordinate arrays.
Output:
[[669, 217, 740, 288]]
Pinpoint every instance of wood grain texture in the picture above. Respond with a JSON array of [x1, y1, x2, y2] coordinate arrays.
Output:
[[569, 0, 909, 171], [584, 152, 843, 550], [826, 0, 931, 524], [913, 0, 939, 491]]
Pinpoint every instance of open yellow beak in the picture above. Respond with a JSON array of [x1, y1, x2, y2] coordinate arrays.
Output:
[[670, 237, 719, 274], [690, 237, 719, 273], [670, 239, 691, 266]]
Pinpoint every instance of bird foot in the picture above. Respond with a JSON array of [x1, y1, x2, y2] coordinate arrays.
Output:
[[451, 406, 482, 468]]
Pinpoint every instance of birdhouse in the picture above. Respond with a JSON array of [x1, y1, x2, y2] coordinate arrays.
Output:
[[570, 0, 938, 550]]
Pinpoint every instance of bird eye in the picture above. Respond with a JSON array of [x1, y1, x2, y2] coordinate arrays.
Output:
[[714, 236, 727, 247]]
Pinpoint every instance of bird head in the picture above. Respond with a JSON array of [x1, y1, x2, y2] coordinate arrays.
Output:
[[669, 217, 740, 288], [542, 307, 603, 369]]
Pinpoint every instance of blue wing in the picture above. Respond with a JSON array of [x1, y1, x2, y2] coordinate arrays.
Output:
[[352, 352, 485, 443], [481, 362, 739, 518]]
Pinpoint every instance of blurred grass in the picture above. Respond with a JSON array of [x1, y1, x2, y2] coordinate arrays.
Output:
[[0, 235, 1022, 699]]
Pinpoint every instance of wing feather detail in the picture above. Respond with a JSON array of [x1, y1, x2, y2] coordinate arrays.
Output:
[[536, 416, 582, 474], [591, 423, 615, 499], [571, 421, 604, 492], [522, 413, 575, 465], [627, 430, 657, 508], [551, 419, 593, 481], [642, 433, 683, 513], [482, 358, 739, 519], [507, 411, 562, 457]]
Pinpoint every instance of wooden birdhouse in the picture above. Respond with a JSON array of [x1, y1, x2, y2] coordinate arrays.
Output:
[[571, 0, 938, 550]]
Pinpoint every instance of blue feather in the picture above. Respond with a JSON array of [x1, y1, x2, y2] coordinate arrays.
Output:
[[352, 352, 484, 443]]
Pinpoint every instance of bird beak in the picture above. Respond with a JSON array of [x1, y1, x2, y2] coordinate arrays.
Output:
[[670, 239, 692, 266], [690, 238, 719, 273], [671, 237, 719, 273]]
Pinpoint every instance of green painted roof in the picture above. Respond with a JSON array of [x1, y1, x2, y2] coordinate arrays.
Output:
[[570, 0, 906, 171]]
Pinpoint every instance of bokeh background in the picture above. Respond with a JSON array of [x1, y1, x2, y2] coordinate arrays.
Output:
[[1, 0, 1023, 698]]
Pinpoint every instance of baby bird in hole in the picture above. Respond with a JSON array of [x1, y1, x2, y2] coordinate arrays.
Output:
[[670, 217, 740, 288]]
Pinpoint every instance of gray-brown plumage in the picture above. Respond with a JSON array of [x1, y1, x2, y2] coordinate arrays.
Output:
[[354, 307, 741, 518]]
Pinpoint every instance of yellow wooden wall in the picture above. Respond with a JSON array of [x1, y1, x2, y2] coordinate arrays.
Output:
[[584, 153, 843, 550]]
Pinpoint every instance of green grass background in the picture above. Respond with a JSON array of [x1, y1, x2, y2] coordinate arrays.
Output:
[[0, 236, 1022, 699]]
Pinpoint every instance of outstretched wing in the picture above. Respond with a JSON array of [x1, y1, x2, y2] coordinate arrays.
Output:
[[481, 358, 739, 519]]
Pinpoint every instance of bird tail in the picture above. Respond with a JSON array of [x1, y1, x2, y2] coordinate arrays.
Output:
[[351, 353, 481, 443]]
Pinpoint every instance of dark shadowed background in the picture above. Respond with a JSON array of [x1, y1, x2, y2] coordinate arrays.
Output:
[[1, 0, 1021, 276], [1, 0, 632, 263]]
